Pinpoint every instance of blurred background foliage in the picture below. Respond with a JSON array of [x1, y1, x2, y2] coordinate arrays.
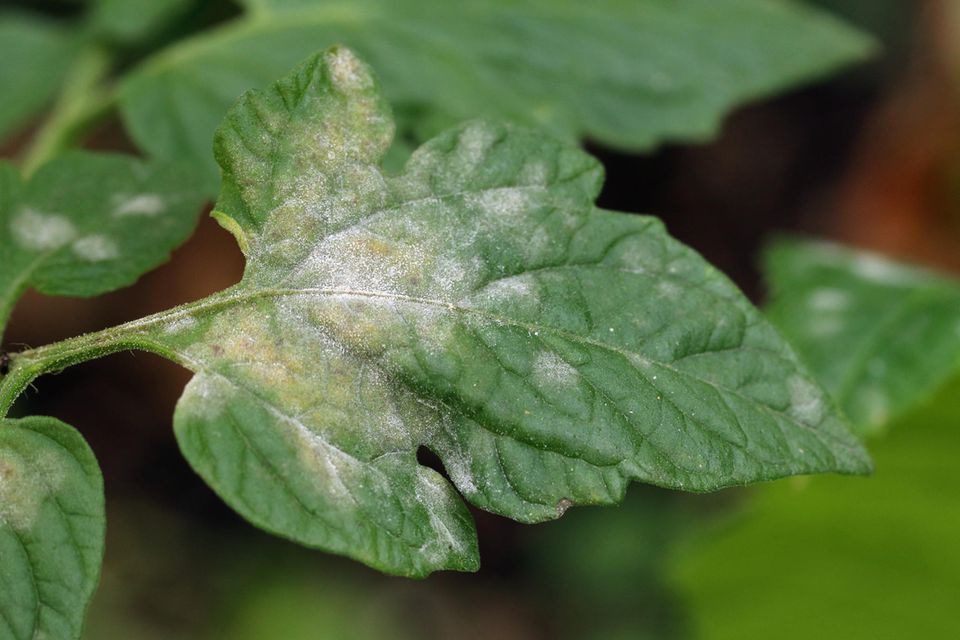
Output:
[[2, 0, 959, 638]]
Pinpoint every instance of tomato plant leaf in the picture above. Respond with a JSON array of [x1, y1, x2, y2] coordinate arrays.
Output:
[[0, 11, 78, 143], [765, 238, 960, 435], [0, 416, 105, 640], [672, 377, 960, 640], [0, 152, 205, 336], [88, 0, 195, 44], [129, 49, 870, 577], [119, 0, 874, 193]]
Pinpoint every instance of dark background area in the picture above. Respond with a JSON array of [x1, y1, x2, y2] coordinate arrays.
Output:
[[3, 1, 960, 638]]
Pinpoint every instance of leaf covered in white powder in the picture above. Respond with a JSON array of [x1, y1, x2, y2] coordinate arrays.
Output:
[[134, 48, 870, 577]]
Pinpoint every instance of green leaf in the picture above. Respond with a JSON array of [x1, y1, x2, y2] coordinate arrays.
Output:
[[671, 376, 960, 640], [88, 0, 195, 44], [765, 238, 960, 435], [0, 416, 105, 640], [0, 11, 78, 143], [131, 48, 868, 577], [0, 152, 205, 336], [119, 0, 874, 193]]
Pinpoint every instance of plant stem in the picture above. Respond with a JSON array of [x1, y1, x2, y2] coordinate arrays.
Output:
[[20, 44, 116, 175], [0, 290, 234, 418]]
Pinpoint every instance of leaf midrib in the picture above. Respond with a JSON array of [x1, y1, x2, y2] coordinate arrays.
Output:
[[146, 284, 858, 456]]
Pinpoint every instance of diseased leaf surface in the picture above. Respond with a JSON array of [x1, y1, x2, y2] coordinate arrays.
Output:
[[0, 152, 205, 335], [120, 0, 873, 193], [765, 239, 960, 435], [135, 49, 869, 577], [0, 417, 105, 640], [0, 11, 77, 142]]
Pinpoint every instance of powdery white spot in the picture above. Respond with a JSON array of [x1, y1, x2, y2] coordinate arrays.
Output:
[[0, 449, 65, 532], [520, 161, 549, 186], [808, 288, 849, 311], [328, 48, 370, 92], [465, 187, 536, 220], [415, 471, 467, 563], [163, 315, 198, 335], [787, 375, 824, 425], [442, 450, 477, 495], [457, 122, 498, 167], [72, 235, 118, 262], [475, 276, 536, 304], [112, 193, 165, 217], [532, 351, 579, 387], [849, 254, 917, 285], [11, 209, 76, 251]]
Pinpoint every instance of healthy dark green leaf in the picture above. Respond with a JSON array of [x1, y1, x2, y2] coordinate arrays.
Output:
[[119, 0, 874, 194], [128, 48, 869, 577], [0, 152, 205, 337], [0, 11, 78, 143], [765, 238, 960, 435], [671, 376, 960, 640], [0, 416, 105, 640]]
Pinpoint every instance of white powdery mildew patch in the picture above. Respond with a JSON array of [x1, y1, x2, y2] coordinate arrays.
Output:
[[415, 470, 467, 563], [297, 228, 430, 295], [72, 235, 118, 262], [185, 374, 231, 421], [532, 350, 579, 388], [849, 254, 917, 284], [328, 47, 371, 92], [0, 449, 65, 532], [457, 122, 498, 169], [112, 193, 166, 217], [786, 375, 825, 425], [520, 161, 549, 186], [808, 287, 850, 312], [11, 209, 76, 251], [163, 315, 198, 335], [473, 276, 537, 306], [465, 187, 537, 222]]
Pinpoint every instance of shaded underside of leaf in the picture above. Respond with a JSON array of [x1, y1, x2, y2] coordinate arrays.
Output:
[[119, 0, 874, 193], [0, 416, 105, 640], [127, 48, 869, 577], [764, 238, 960, 435]]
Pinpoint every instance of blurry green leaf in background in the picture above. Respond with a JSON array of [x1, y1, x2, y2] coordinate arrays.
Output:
[[671, 376, 960, 640], [765, 239, 960, 436], [119, 0, 875, 193], [0, 12, 78, 142]]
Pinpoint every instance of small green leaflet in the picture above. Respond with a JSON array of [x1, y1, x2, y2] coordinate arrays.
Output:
[[0, 11, 77, 142], [123, 48, 869, 577], [765, 238, 960, 435], [672, 377, 960, 640], [0, 152, 205, 337], [119, 0, 873, 193], [0, 416, 105, 640]]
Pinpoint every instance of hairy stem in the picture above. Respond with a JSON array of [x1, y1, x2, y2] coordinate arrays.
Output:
[[0, 290, 235, 417]]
